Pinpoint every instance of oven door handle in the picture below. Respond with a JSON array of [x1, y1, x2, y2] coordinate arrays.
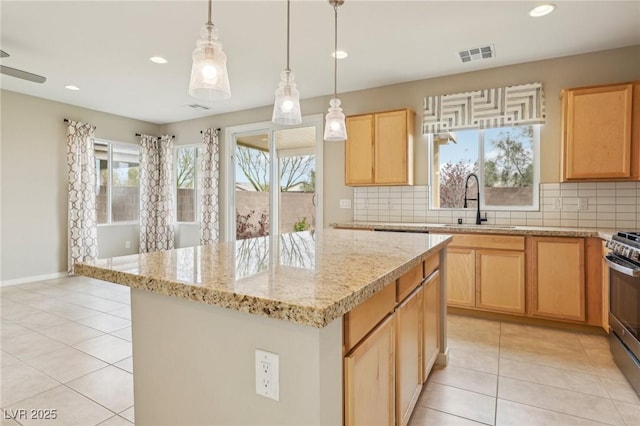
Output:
[[605, 254, 640, 277]]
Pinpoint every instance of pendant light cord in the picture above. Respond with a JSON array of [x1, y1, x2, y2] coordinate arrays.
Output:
[[333, 3, 338, 98], [207, 0, 213, 25], [286, 0, 291, 72]]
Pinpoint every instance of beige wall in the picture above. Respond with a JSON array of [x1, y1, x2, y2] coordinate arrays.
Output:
[[131, 288, 342, 425], [2, 46, 639, 281], [0, 90, 159, 282], [164, 45, 640, 236]]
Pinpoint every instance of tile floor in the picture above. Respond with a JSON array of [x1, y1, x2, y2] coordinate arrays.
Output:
[[1, 276, 639, 426]]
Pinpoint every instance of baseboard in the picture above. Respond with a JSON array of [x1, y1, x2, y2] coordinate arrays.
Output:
[[1, 271, 70, 287]]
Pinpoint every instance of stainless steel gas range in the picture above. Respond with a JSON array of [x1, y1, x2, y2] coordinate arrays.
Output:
[[606, 232, 640, 396]]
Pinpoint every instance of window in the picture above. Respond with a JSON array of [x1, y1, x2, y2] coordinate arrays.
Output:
[[95, 140, 140, 224], [175, 146, 199, 223], [431, 125, 539, 210]]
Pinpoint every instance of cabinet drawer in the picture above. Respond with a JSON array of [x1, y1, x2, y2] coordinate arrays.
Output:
[[344, 282, 396, 352], [397, 262, 424, 302], [424, 253, 439, 278], [449, 234, 524, 251]]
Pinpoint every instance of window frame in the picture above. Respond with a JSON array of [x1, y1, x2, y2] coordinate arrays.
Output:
[[95, 138, 141, 226], [428, 125, 540, 212], [174, 144, 200, 224]]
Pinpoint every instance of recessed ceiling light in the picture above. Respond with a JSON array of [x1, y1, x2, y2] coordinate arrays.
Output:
[[332, 50, 348, 59], [149, 56, 168, 64], [529, 4, 555, 17], [65, 85, 80, 91]]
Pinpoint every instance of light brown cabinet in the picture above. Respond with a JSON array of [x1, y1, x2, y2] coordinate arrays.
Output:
[[438, 234, 525, 314], [422, 270, 440, 382], [527, 237, 585, 322], [561, 81, 640, 180], [476, 249, 526, 314], [345, 108, 414, 186], [343, 252, 442, 426], [446, 248, 475, 308], [395, 287, 423, 426], [344, 315, 395, 426]]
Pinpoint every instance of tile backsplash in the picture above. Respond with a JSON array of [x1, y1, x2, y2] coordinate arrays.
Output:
[[353, 182, 640, 230]]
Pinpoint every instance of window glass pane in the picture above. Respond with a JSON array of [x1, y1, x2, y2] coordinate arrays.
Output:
[[94, 142, 109, 224], [483, 125, 534, 207], [235, 142, 270, 240], [432, 130, 479, 209], [111, 145, 139, 222], [176, 146, 197, 222]]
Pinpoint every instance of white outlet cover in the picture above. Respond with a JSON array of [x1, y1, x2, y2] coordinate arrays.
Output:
[[255, 349, 279, 401], [339, 199, 352, 209]]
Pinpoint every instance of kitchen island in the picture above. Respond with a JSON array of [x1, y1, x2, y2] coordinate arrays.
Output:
[[75, 229, 451, 426]]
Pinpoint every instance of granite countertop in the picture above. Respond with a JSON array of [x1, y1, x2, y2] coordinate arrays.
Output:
[[332, 221, 615, 240], [75, 229, 451, 328]]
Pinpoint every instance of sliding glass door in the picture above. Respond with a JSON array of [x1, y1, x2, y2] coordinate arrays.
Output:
[[226, 115, 323, 241]]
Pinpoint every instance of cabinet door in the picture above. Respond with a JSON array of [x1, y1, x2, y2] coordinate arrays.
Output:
[[374, 110, 413, 185], [476, 250, 525, 314], [344, 315, 395, 426], [563, 84, 633, 179], [422, 270, 440, 382], [396, 287, 422, 426], [447, 248, 475, 307], [527, 237, 586, 322], [345, 114, 375, 185]]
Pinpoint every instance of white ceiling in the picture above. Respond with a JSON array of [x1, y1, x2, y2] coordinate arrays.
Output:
[[1, 1, 639, 125]]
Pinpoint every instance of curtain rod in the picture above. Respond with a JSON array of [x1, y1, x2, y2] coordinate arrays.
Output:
[[200, 128, 221, 134], [135, 133, 176, 140], [63, 118, 97, 129]]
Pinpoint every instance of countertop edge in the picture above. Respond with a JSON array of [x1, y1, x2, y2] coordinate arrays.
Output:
[[331, 222, 614, 239], [74, 236, 451, 328]]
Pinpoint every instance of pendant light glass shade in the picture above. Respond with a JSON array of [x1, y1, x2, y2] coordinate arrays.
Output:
[[272, 70, 302, 125], [189, 14, 231, 100], [272, 0, 302, 125], [324, 0, 347, 142], [324, 98, 346, 141]]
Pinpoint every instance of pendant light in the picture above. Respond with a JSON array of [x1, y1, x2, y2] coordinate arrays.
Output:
[[189, 0, 231, 100], [324, 0, 347, 142], [272, 0, 302, 125]]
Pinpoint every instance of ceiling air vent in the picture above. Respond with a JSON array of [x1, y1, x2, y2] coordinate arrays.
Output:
[[188, 104, 210, 110], [458, 45, 495, 63]]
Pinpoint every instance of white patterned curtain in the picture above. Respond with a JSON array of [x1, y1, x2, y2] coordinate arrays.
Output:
[[67, 120, 99, 272], [139, 134, 175, 253], [200, 128, 220, 245], [423, 82, 545, 134]]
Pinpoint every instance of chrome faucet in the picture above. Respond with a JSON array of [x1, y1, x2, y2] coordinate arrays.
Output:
[[463, 173, 487, 225]]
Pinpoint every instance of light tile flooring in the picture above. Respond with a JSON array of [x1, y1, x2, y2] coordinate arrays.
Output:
[[1, 276, 639, 426]]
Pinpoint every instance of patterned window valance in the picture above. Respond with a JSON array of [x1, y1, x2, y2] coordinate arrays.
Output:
[[422, 82, 545, 134]]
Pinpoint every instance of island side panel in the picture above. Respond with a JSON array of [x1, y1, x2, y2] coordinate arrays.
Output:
[[130, 289, 342, 426], [437, 248, 449, 365]]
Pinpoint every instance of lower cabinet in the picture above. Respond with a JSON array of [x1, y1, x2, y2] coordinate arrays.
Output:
[[344, 315, 396, 426], [395, 287, 423, 426], [422, 270, 440, 381], [447, 248, 475, 307], [442, 234, 525, 314], [527, 237, 585, 321], [476, 249, 525, 314], [343, 252, 442, 426]]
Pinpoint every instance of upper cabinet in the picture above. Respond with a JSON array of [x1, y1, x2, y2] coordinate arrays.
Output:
[[345, 108, 415, 186], [561, 81, 640, 181]]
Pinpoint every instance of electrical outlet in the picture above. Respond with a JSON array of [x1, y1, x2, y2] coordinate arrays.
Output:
[[255, 349, 279, 401], [125, 240, 131, 249], [339, 199, 352, 209], [553, 198, 562, 211], [579, 198, 589, 210]]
